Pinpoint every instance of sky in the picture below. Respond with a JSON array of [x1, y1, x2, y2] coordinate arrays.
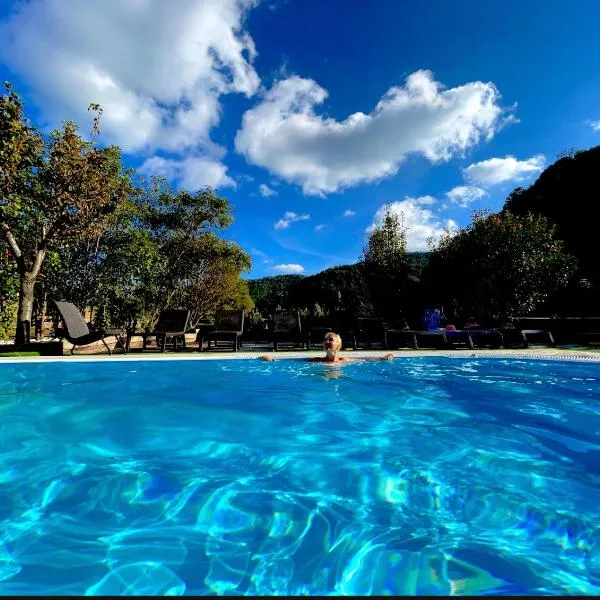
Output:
[[1, 0, 600, 279]]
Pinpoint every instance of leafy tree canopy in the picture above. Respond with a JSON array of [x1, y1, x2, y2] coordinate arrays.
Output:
[[424, 210, 576, 322], [0, 82, 136, 343], [503, 145, 600, 280]]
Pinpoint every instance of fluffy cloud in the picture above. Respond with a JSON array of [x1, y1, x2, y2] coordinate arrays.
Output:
[[236, 69, 509, 195], [274, 211, 310, 230], [463, 155, 545, 187], [590, 120, 600, 132], [343, 210, 356, 217], [413, 195, 436, 206], [446, 185, 487, 207], [0, 0, 259, 176], [367, 198, 456, 251], [139, 156, 235, 190], [315, 224, 325, 232], [259, 184, 277, 197], [273, 263, 305, 273]]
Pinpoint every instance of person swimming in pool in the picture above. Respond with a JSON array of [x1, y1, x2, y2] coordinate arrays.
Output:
[[260, 331, 395, 363]]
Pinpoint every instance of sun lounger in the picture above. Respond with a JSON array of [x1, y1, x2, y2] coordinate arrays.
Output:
[[199, 309, 244, 351], [271, 309, 306, 350], [142, 309, 190, 352], [51, 300, 125, 355]]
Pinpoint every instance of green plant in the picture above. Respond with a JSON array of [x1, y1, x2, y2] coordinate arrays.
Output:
[[424, 210, 576, 321]]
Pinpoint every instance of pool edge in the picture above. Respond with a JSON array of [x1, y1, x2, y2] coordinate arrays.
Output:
[[1, 348, 599, 364]]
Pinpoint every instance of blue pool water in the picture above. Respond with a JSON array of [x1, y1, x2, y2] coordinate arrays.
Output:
[[1, 356, 600, 596]]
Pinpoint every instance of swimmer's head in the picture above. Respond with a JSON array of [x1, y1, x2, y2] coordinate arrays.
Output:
[[323, 332, 342, 354]]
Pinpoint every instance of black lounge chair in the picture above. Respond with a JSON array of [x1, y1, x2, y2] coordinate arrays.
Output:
[[521, 329, 554, 348], [142, 309, 190, 352], [387, 309, 447, 349], [271, 309, 306, 351], [442, 325, 504, 350], [199, 309, 244, 351], [354, 317, 387, 349], [52, 300, 124, 355]]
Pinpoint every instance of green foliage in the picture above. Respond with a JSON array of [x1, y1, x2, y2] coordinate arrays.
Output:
[[290, 264, 374, 315], [248, 274, 305, 314], [0, 82, 136, 343], [503, 145, 600, 314], [249, 264, 376, 317], [0, 238, 20, 340], [503, 145, 598, 279], [362, 204, 408, 270], [42, 179, 252, 330], [131, 185, 250, 327], [361, 203, 410, 319], [0, 81, 43, 205], [246, 308, 266, 330], [424, 210, 576, 321], [1, 83, 252, 340], [0, 302, 17, 340]]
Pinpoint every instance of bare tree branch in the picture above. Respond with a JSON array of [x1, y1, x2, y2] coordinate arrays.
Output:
[[1, 221, 24, 265]]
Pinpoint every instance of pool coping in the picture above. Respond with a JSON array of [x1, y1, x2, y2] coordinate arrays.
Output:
[[1, 347, 600, 364]]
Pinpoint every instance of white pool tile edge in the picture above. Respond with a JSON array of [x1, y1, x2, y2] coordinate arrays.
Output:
[[1, 349, 600, 364]]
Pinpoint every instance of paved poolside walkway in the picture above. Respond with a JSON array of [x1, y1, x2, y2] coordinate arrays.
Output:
[[2, 343, 600, 362]]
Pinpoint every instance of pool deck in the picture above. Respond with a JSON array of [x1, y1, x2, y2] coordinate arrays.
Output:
[[1, 345, 600, 363]]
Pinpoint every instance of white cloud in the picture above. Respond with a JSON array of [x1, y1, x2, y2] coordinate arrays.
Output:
[[590, 120, 600, 132], [139, 155, 235, 190], [274, 211, 310, 230], [0, 0, 260, 177], [315, 224, 325, 232], [273, 263, 305, 273], [259, 183, 277, 197], [446, 185, 487, 207], [463, 155, 545, 187], [367, 198, 456, 251], [343, 210, 356, 217], [414, 195, 436, 206], [235, 69, 509, 195]]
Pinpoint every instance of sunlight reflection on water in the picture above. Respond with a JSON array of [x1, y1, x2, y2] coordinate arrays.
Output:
[[0, 357, 599, 595]]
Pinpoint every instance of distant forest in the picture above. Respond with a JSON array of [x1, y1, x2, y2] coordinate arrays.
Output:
[[249, 146, 600, 325]]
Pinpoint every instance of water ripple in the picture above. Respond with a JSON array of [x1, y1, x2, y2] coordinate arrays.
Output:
[[0, 357, 599, 595]]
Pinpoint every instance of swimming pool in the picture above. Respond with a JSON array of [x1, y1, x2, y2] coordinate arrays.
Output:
[[1, 356, 599, 595]]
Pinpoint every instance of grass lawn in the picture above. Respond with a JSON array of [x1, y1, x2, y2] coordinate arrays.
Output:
[[0, 351, 41, 357]]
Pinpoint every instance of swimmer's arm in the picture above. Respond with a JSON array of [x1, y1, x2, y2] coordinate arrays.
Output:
[[259, 355, 275, 361], [361, 353, 395, 361]]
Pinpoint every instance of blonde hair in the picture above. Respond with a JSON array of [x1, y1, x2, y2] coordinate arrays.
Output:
[[324, 331, 342, 351]]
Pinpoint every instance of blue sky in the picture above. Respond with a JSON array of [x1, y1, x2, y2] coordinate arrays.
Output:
[[1, 0, 599, 279]]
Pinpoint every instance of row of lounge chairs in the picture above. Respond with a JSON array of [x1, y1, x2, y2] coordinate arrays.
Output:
[[52, 301, 551, 355], [52, 301, 192, 355]]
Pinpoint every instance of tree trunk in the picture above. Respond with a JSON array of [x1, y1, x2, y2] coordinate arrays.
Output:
[[15, 274, 36, 346], [37, 292, 47, 341]]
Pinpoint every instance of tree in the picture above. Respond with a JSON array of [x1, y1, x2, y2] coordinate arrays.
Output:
[[503, 145, 600, 314], [37, 176, 251, 332], [362, 203, 407, 270], [503, 145, 599, 280], [0, 83, 136, 344], [289, 264, 374, 316], [424, 210, 576, 322], [85, 180, 253, 330], [0, 238, 19, 339], [164, 232, 253, 327], [248, 274, 305, 314], [361, 203, 409, 319]]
